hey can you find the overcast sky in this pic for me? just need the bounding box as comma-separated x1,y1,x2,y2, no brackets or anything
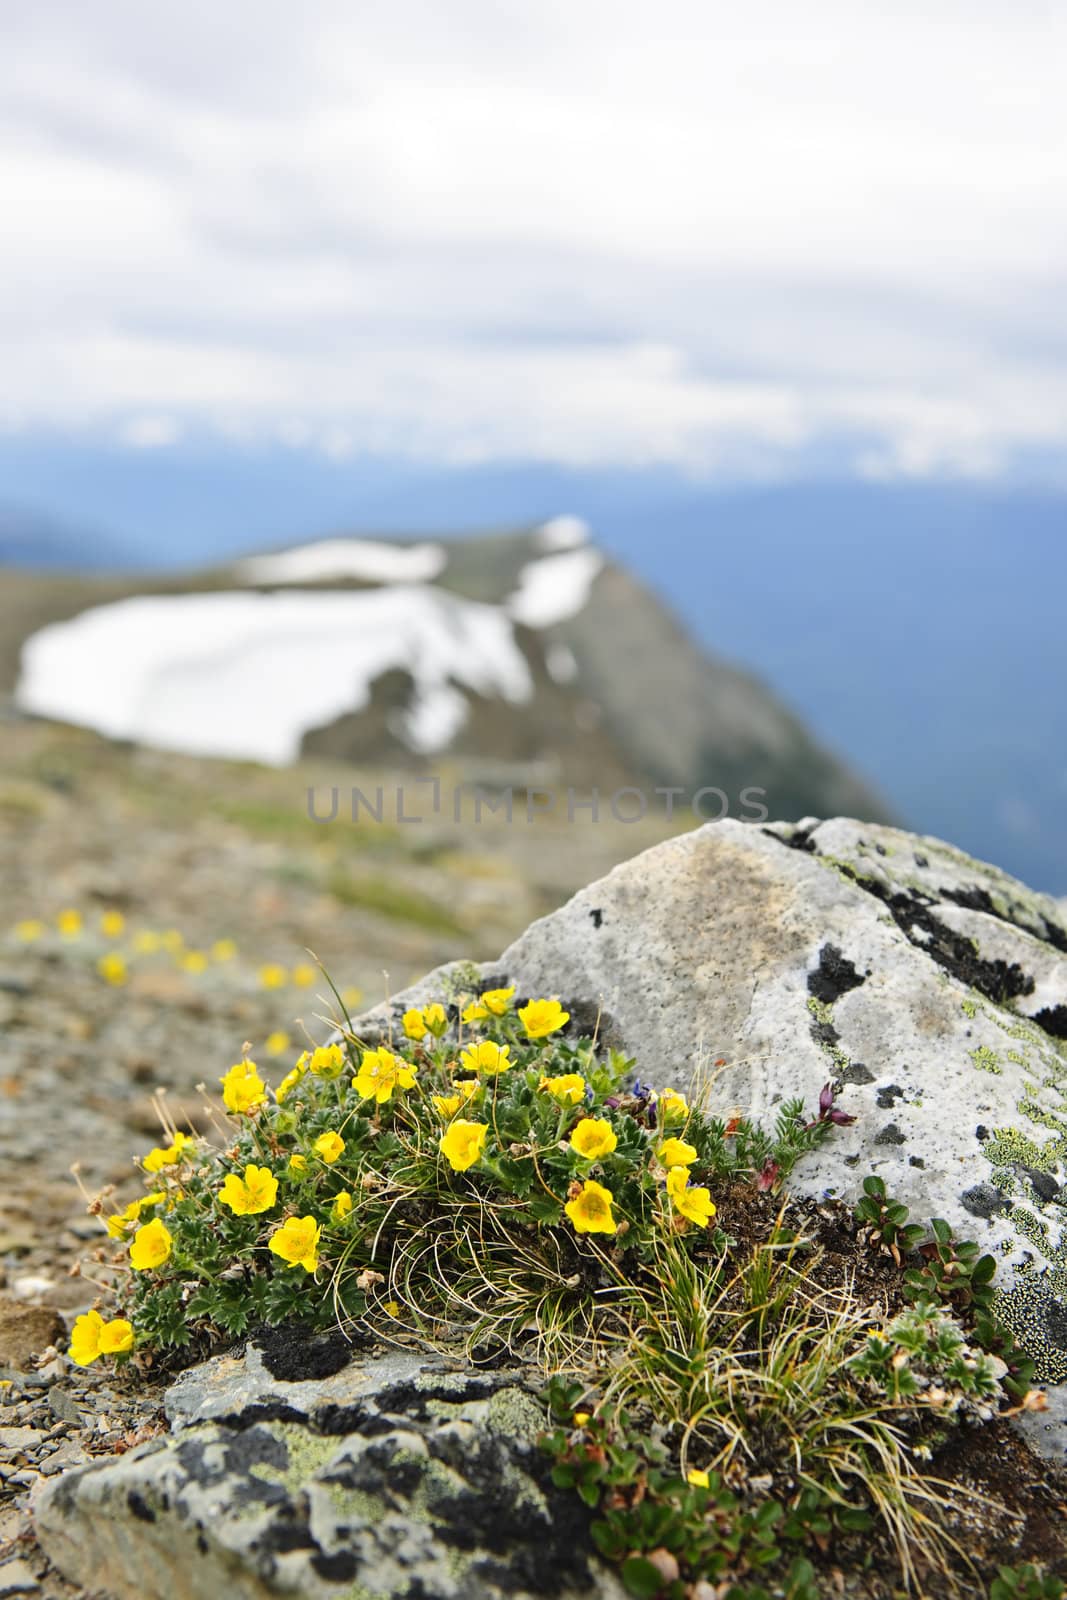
3,1,1067,480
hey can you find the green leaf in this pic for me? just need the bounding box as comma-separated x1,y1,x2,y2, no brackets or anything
620,1556,668,1599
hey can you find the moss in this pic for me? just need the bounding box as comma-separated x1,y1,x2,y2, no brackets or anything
962,998,978,1019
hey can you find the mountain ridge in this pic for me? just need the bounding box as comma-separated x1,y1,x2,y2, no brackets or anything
1,520,892,828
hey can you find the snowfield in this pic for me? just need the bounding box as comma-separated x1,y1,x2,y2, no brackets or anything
237,539,446,586
16,587,534,764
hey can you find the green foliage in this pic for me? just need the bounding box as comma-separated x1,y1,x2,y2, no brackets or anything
854,1174,926,1261
851,1298,1003,1405
989,1563,1065,1600
850,1179,1036,1399
905,1216,998,1317
541,1382,823,1599
540,1209,1026,1598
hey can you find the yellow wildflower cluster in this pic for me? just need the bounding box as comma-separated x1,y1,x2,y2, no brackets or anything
87,986,723,1369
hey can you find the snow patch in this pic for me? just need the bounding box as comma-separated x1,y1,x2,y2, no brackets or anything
238,539,446,586
536,515,591,551
15,588,532,765
507,548,603,628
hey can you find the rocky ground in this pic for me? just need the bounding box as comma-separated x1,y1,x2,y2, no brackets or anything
0,715,677,1597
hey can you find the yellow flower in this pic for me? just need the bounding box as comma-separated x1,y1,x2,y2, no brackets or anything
432,1081,481,1117
265,1030,290,1057
384,1300,401,1317
573,1411,591,1427
99,1318,135,1355
308,1043,345,1079
330,1192,353,1224
142,1132,193,1173
402,1008,428,1041
656,1089,689,1124
97,953,128,986
341,985,363,1008
459,1039,510,1077
57,908,82,938
105,1193,164,1237
292,962,317,989
658,1138,698,1169
314,1131,345,1165
564,1179,617,1235
181,950,208,974
259,963,288,990
161,929,184,953
461,999,488,1024
687,1467,710,1489
69,1311,135,1366
133,930,162,954
100,910,125,938
220,1060,267,1114
666,1166,717,1228
538,1073,586,1106
69,1310,104,1366
129,1218,173,1271
219,1163,278,1216
481,987,515,1016
14,919,44,942
570,1118,618,1162
439,1119,489,1171
288,1154,308,1174
275,1060,308,1103
518,998,570,1039
269,1215,320,1273
211,938,237,962
422,1003,448,1037
354,1048,417,1104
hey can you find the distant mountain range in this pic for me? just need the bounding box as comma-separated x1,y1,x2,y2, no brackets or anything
0,519,890,828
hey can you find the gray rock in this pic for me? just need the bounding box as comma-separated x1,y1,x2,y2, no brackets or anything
0,1559,40,1597
360,816,1067,1386
35,1341,627,1600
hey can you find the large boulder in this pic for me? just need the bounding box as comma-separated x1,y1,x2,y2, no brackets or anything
365,817,1067,1383
34,1334,626,1600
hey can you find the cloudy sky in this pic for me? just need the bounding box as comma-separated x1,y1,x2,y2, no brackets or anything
4,0,1067,480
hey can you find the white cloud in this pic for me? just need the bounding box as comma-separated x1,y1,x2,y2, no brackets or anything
117,414,182,449
1,1,1066,477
